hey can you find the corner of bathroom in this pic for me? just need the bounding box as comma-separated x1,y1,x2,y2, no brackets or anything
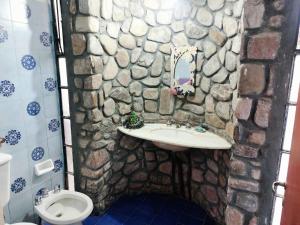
1,0,298,225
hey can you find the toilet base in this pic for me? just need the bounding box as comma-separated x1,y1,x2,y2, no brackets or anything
42,220,83,225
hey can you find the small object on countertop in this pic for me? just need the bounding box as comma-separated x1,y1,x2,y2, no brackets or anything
123,111,144,129
195,126,207,133
185,122,192,129
54,184,61,193
201,123,209,130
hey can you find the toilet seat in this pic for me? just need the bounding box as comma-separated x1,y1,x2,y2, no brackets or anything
6,223,37,225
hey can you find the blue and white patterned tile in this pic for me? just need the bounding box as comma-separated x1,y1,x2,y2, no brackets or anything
15,50,40,76
27,136,49,162
12,22,53,51
0,80,16,98
10,149,32,197
0,0,11,20
43,75,58,95
47,135,63,159
53,158,64,174
10,0,32,24
18,76,43,100
3,206,11,224
24,117,47,145
40,31,53,48
12,22,36,51
43,94,60,118
0,45,17,76
0,99,25,128
27,101,42,116
23,98,45,122
0,19,14,49
8,189,34,222
39,51,56,75
51,169,65,190
0,75,25,101
31,179,52,203
46,118,61,138
0,126,27,154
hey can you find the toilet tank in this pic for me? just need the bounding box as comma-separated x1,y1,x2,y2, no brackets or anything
0,153,12,207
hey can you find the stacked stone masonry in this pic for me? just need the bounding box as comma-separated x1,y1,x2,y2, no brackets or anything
226,0,286,225
65,0,246,224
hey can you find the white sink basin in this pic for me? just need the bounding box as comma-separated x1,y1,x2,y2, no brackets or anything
118,123,232,152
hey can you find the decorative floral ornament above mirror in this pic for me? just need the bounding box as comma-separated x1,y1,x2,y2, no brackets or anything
170,46,197,96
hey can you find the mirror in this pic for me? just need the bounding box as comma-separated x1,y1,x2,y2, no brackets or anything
170,46,197,96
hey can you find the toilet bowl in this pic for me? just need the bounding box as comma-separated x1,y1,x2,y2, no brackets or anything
6,223,36,225
34,190,93,225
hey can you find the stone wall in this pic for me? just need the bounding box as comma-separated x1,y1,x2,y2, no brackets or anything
225,0,300,224
62,0,245,224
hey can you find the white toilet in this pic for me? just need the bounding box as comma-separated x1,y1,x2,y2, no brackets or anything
0,153,94,225
34,190,93,225
0,153,36,225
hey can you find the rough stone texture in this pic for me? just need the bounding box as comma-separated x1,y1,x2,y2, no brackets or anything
223,17,238,37
119,34,136,49
235,98,253,121
244,0,265,29
110,87,131,103
196,8,213,26
79,0,100,17
205,113,226,129
203,55,221,76
211,84,232,101
208,0,225,11
103,98,116,116
159,87,175,115
87,34,104,55
225,207,244,225
84,74,102,90
239,64,265,96
130,18,148,36
185,20,208,39
148,26,172,43
131,65,148,79
65,0,245,224
75,16,99,32
129,81,143,97
115,49,130,68
209,27,227,46
103,57,119,80
247,32,282,60
74,56,103,75
254,98,272,128
102,0,113,20
100,35,118,55
82,91,98,109
71,34,86,55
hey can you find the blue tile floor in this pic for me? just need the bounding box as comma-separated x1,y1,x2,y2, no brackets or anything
83,193,218,225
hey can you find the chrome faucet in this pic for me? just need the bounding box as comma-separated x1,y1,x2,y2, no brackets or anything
167,119,176,126
41,188,49,198
54,184,61,193
175,123,181,128
35,195,42,206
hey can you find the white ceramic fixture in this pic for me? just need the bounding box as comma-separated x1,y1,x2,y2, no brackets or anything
34,190,93,225
34,159,54,176
118,123,232,151
0,153,37,225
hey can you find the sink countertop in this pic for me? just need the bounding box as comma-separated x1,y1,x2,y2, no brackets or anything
118,123,232,150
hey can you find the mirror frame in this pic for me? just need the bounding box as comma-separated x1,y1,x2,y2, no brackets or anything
170,46,197,96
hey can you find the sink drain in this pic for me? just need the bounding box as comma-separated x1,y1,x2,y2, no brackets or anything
55,213,63,218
